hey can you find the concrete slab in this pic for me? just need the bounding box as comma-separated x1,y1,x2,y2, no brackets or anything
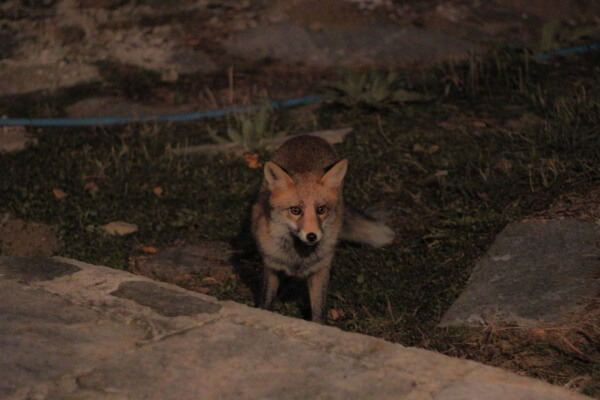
110,280,221,317
439,219,600,327
0,279,145,399
0,256,587,399
0,256,79,282
225,23,474,66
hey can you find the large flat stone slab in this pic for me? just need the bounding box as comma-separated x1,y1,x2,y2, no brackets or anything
439,219,600,327
0,256,79,282
0,62,99,96
0,279,145,399
110,280,221,317
225,23,474,66
76,319,416,400
0,256,587,399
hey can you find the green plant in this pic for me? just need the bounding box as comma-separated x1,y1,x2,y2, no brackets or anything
538,19,599,53
207,105,287,150
325,70,433,109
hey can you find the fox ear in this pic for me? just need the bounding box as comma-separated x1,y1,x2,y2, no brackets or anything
322,159,348,188
264,161,293,190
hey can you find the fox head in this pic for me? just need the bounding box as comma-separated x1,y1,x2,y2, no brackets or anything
263,159,348,246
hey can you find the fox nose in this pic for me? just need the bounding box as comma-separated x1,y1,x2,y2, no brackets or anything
306,232,318,243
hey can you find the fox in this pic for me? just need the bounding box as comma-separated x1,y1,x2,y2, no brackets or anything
252,134,394,323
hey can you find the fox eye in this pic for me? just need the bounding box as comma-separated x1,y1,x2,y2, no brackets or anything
290,206,301,215
316,205,327,215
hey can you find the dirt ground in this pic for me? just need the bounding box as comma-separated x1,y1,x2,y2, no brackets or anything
0,214,61,257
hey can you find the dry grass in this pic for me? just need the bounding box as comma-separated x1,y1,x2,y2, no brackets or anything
429,295,600,397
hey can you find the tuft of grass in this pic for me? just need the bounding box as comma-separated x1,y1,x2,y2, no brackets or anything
325,70,433,110
538,19,600,53
207,105,288,150
429,301,600,397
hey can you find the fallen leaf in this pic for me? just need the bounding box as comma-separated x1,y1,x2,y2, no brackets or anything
244,153,262,169
153,187,163,196
52,188,68,199
186,38,200,47
428,145,440,154
434,170,448,178
436,121,455,130
84,182,99,193
412,143,425,152
100,221,138,236
477,192,490,201
472,121,486,128
202,277,218,285
142,246,158,254
330,309,343,320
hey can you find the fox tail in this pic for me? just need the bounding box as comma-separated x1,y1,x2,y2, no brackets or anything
341,208,395,248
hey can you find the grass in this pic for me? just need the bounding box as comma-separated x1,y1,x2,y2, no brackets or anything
1,47,599,396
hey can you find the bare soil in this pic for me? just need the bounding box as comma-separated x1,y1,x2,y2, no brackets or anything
0,214,61,257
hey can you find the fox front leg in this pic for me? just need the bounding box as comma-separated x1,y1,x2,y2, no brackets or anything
261,267,280,311
307,266,331,324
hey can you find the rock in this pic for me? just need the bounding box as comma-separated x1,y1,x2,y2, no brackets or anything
439,219,600,327
55,24,86,45
169,49,218,75
436,3,467,22
0,256,587,400
225,22,474,66
109,28,218,81
100,221,139,236
128,242,234,284
77,0,128,9
0,62,99,96
0,126,36,152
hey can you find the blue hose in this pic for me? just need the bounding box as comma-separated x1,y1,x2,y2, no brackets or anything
0,95,323,127
535,43,600,61
1,43,599,128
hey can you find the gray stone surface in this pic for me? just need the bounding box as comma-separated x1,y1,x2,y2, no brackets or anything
0,62,99,96
77,320,416,400
225,23,474,66
0,279,145,399
0,256,80,282
110,280,221,316
0,256,587,399
439,219,600,327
